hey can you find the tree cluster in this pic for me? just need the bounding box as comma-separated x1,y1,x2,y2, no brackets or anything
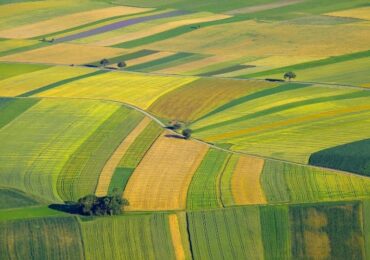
100,59,127,69
77,193,129,216
167,120,192,139
284,71,296,81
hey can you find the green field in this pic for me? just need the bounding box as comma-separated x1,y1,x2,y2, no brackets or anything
309,138,370,177
0,188,40,210
187,206,264,259
290,202,365,259
186,149,229,210
80,214,175,260
0,217,84,259
261,160,370,203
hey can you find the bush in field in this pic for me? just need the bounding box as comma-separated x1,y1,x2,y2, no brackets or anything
167,120,182,130
182,128,192,139
100,59,109,67
284,71,296,81
78,193,129,216
117,61,127,69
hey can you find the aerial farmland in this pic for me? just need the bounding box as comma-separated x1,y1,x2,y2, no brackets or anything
0,0,369,259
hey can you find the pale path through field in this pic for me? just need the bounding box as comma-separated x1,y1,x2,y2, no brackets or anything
169,214,186,260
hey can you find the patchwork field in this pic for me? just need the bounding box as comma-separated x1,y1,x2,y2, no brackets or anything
1,0,370,259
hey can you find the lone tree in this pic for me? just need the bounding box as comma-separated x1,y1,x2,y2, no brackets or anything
77,192,129,216
117,61,127,69
100,58,109,67
182,128,192,140
284,71,296,81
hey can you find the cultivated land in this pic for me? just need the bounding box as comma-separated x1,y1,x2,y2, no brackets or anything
0,0,369,259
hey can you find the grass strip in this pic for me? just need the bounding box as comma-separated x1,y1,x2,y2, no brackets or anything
118,121,162,169
0,206,67,221
87,49,158,66
108,167,134,195
198,64,252,76
127,52,195,71
0,62,49,80
243,49,370,78
0,98,39,129
0,42,48,57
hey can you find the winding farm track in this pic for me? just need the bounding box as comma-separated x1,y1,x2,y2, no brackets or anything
12,94,368,180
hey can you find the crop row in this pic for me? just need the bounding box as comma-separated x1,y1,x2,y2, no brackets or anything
57,107,143,201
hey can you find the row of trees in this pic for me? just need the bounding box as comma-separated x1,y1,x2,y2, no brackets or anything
100,58,126,69
167,120,192,139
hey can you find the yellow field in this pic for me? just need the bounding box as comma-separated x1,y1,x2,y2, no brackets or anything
37,71,197,109
169,214,186,260
123,132,208,210
127,51,175,67
0,43,126,65
94,13,229,46
0,65,94,96
0,39,38,52
160,55,233,75
147,19,370,62
251,55,324,68
231,156,266,205
95,117,151,196
0,6,150,39
0,1,65,24
327,7,370,20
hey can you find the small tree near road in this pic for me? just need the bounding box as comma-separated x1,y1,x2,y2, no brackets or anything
182,128,192,140
117,61,127,69
77,192,129,216
100,58,109,67
168,120,182,130
284,71,296,81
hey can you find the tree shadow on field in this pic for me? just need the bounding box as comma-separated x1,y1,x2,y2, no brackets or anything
165,134,185,139
48,201,80,214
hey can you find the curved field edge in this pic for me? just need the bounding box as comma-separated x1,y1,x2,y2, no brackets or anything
309,138,370,177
